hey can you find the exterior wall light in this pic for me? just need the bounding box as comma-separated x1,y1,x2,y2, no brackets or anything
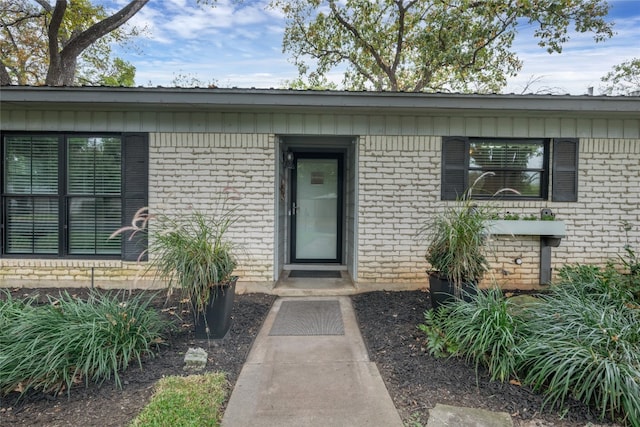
283,151,295,169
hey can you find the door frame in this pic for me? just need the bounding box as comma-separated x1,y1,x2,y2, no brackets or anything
290,152,344,264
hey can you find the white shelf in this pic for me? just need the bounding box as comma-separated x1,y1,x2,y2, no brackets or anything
487,220,566,238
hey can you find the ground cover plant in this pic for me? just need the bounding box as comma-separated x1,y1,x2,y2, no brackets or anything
2,287,615,426
130,372,227,427
0,290,169,397
420,287,525,382
420,264,640,426
520,265,640,426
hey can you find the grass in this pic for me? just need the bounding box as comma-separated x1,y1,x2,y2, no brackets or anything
130,373,228,427
0,290,169,396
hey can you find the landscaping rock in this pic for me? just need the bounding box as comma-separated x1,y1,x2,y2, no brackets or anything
427,404,513,427
183,347,208,371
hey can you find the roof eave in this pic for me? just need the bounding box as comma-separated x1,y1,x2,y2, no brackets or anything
2,86,639,115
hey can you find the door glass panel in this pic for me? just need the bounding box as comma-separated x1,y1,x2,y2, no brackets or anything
295,158,338,260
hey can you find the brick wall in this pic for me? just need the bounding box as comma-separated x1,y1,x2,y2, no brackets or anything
356,136,640,290
357,136,440,286
0,259,157,289
150,133,276,284
0,132,276,289
2,134,638,291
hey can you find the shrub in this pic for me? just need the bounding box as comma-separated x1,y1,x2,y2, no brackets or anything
420,287,525,382
130,373,227,427
0,291,169,396
557,263,639,305
418,306,459,358
519,266,640,426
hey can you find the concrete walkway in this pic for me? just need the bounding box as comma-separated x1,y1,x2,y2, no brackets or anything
222,295,514,427
221,296,404,427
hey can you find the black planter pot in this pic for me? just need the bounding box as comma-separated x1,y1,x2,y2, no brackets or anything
428,273,477,310
194,278,237,339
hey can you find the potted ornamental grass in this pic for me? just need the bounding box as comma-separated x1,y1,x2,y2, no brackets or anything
112,193,239,339
421,197,490,310
421,172,510,310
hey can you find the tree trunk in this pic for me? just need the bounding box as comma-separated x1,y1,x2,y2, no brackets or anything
44,0,148,86
0,61,11,85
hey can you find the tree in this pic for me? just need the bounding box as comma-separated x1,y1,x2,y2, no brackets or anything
272,0,614,92
170,71,218,88
600,58,640,96
77,57,136,87
0,0,148,86
0,1,48,85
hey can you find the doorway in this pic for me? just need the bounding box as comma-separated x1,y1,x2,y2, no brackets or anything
290,153,343,263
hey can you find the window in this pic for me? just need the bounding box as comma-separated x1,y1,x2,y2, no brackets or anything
442,137,578,201
469,138,548,198
1,133,148,259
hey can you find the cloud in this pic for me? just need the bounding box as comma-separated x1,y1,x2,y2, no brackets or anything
115,0,640,92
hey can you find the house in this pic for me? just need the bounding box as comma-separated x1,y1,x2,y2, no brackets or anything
1,86,639,292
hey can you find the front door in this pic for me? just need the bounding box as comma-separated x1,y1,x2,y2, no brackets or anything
291,153,343,263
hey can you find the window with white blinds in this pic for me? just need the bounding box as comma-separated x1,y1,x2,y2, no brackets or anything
4,136,59,254
67,137,122,255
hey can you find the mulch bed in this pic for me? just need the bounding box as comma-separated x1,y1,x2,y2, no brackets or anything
1,288,616,426
352,289,616,427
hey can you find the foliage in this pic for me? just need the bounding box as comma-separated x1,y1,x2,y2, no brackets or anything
170,71,218,88
0,290,168,397
600,58,640,96
78,57,136,87
620,220,640,282
418,262,640,425
0,0,146,86
112,193,239,316
271,0,613,92
422,199,489,291
421,173,505,293
418,306,459,358
130,373,227,427
519,266,640,425
421,288,525,382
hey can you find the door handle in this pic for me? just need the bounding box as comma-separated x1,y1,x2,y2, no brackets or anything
292,202,299,216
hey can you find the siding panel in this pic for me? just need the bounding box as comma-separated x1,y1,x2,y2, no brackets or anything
2,109,639,139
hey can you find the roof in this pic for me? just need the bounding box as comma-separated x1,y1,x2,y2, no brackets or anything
2,86,639,117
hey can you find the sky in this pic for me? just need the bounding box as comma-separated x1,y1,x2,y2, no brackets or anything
109,0,640,95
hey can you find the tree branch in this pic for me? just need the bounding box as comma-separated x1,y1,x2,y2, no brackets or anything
62,0,148,60
329,1,396,89
45,0,148,85
45,0,66,84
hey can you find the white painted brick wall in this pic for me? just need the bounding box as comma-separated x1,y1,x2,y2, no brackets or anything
149,133,276,284
358,136,440,285
356,136,640,290
2,134,639,291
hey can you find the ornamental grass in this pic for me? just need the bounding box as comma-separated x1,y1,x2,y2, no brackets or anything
420,264,640,426
519,265,640,426
0,290,169,396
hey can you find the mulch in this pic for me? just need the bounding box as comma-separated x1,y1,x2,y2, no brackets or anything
0,288,616,426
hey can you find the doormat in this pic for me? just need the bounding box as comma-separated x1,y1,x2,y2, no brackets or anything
288,270,342,278
269,300,344,336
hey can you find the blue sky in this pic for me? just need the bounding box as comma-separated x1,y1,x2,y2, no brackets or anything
111,0,640,94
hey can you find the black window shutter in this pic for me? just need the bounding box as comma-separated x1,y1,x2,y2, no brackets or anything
441,136,469,200
552,138,579,202
122,133,149,261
